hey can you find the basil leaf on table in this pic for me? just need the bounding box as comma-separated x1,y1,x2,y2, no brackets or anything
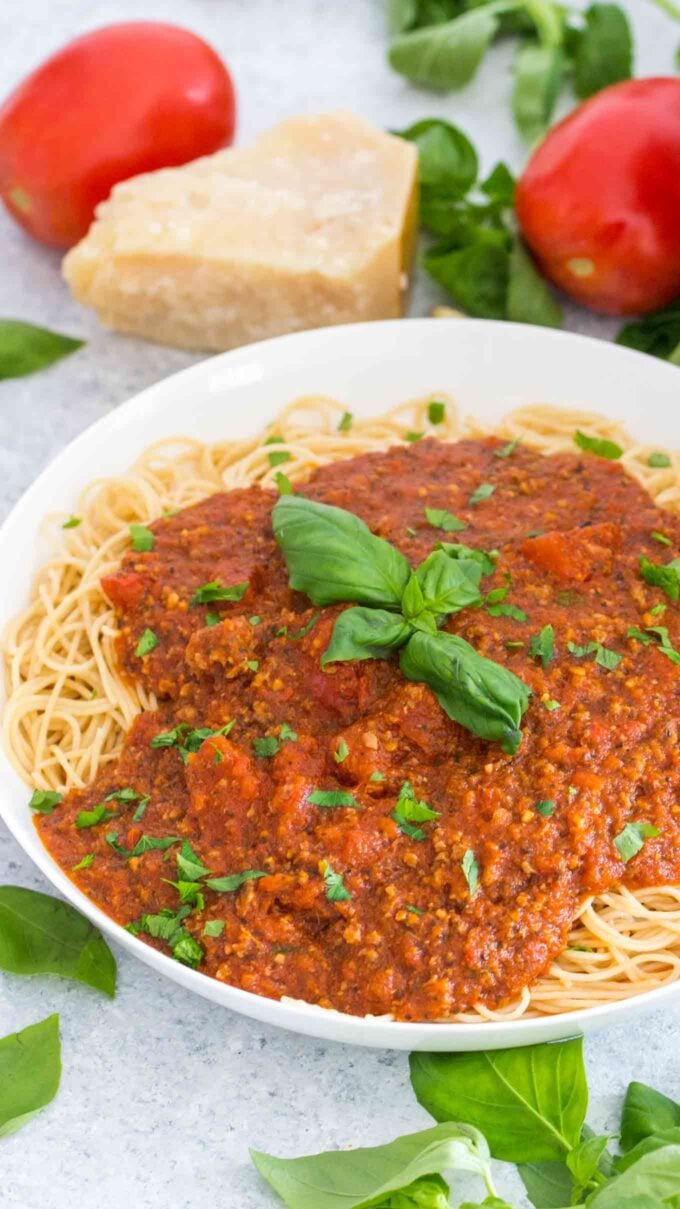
587,1145,680,1207
0,319,84,380
425,240,510,320
273,496,410,608
0,885,116,997
321,607,412,664
388,6,504,90
616,1127,680,1174
512,42,564,146
566,1133,612,1200
251,1121,493,1209
617,302,680,365
572,3,633,99
409,1038,587,1162
620,1081,680,1152
400,630,530,753
507,238,563,327
0,1014,61,1138
518,1159,573,1208
394,118,478,196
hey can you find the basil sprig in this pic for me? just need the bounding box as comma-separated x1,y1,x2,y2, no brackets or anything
0,319,84,380
274,497,530,753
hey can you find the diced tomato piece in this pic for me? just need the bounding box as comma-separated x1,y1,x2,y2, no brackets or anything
101,570,146,611
522,523,619,582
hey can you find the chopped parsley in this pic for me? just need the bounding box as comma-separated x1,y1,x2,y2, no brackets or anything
405,431,424,443
627,625,680,665
249,615,261,626
128,835,180,859
505,640,524,650
391,781,439,841
535,800,555,817
487,603,528,622
405,904,424,916
275,471,293,495
650,603,667,616
205,613,221,627
150,721,234,763
246,659,259,672
639,555,680,602
190,580,249,607
427,400,446,425
334,740,349,764
288,612,320,640
424,507,466,532
28,789,62,814
461,849,479,896
469,482,495,506
252,736,280,758
268,449,292,469
544,699,560,711
279,723,298,742
369,770,385,783
104,787,142,805
308,789,359,809
614,821,660,863
133,797,150,822
128,906,203,968
129,523,154,552
648,451,671,468
651,531,672,547
529,624,554,668
338,410,353,432
135,628,158,657
205,870,266,893
203,920,225,938
72,854,95,871
176,840,211,882
495,438,519,458
567,640,622,670
320,860,351,902
574,430,623,460
76,802,116,829
62,516,82,529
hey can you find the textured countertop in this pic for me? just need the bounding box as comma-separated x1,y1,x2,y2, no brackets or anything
1,2,680,1206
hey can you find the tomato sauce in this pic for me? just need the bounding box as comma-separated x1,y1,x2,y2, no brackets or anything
39,438,680,1020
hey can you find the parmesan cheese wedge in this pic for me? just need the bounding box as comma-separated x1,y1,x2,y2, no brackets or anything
63,111,418,352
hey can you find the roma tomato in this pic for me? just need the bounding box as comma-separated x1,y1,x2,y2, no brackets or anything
0,22,236,248
516,78,680,316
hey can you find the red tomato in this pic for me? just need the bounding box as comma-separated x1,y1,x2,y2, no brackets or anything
0,22,236,248
516,78,680,316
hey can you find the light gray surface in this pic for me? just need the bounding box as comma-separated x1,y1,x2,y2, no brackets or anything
1,2,679,1206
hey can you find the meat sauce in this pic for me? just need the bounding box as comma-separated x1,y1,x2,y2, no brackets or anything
39,438,680,1020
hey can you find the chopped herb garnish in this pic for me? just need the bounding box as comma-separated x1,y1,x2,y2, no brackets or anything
288,612,320,640
176,840,211,883
129,523,154,552
164,880,205,909
505,640,524,650
529,624,554,668
150,724,189,749
525,529,545,538
28,789,62,814
203,920,225,938
205,612,221,627
72,854,95,871
651,531,672,547
62,516,81,529
651,602,667,616
487,603,528,622
205,870,266,893
627,624,680,665
131,796,149,822
614,821,660,863
128,906,203,967
279,723,298,742
469,482,495,506
574,430,623,460
405,904,424,916
135,628,158,657
567,640,622,670
249,615,261,626
104,787,141,804
105,832,129,857
76,803,116,829
246,659,259,672
535,800,555,817
320,860,351,902
391,781,438,840
190,580,249,607
275,471,293,495
252,736,280,758
461,849,479,896
568,785,578,798
211,744,224,765
639,555,680,601
264,434,284,445
424,507,466,532
544,699,560,711
338,410,353,432
334,740,349,764
308,789,359,809
127,835,180,859
268,449,292,469
150,721,234,762
405,431,424,443
648,452,671,468
495,438,519,458
369,770,385,783
427,400,446,425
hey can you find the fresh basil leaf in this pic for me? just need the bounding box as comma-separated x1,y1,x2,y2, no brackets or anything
205,870,266,893
276,472,293,495
424,240,509,320
572,4,632,99
322,607,412,665
388,0,419,36
0,1014,61,1138
507,238,563,327
639,555,680,601
28,789,62,814
253,736,280,758
566,1134,611,1200
461,849,478,895
574,430,623,460
481,161,516,206
529,624,554,667
203,919,225,939
415,549,483,614
251,1121,492,1209
307,790,360,810
129,523,154,552
512,42,564,146
614,822,659,863
518,1159,573,1208
388,6,502,90
334,740,349,764
587,1145,680,1207
279,723,297,742
76,802,116,829
469,482,495,505
616,1128,680,1175
320,860,351,902
273,496,411,609
438,542,497,576
395,118,478,195
190,580,249,606
128,835,180,859
400,630,530,753
535,799,555,816
486,602,527,622
268,449,291,469
617,302,680,364
0,886,116,997
176,840,211,883
621,1082,680,1152
0,320,83,380
135,628,158,657
409,1038,587,1162
424,507,466,533
566,640,621,670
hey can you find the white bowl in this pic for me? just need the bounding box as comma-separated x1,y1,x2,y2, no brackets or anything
2,318,679,1051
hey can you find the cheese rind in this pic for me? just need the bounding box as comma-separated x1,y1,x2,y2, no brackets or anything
63,112,418,352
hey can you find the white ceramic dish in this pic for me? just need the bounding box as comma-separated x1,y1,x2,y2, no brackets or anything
1,318,679,1051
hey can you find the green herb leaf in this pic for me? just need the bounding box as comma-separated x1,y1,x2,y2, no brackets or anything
128,835,180,859
518,1160,573,1209
205,612,221,627
0,319,83,380
438,542,497,576
512,42,564,147
176,840,211,883
190,580,249,606
469,482,495,506
334,740,349,764
76,802,116,829
273,496,411,609
268,449,292,469
651,530,672,546
205,870,266,893
410,1037,587,1162
567,640,622,670
338,411,353,432
396,119,478,196
415,549,483,614
322,606,412,665
535,800,555,816
529,624,554,668
28,789,62,815
617,301,680,364
400,629,530,754
614,821,659,863
406,431,424,443
574,430,623,460
640,555,680,601
388,7,502,90
279,723,297,742
567,1133,612,1202
308,790,360,810
275,471,293,495
461,849,478,895
507,237,563,327
72,854,95,871
648,452,672,468
572,3,633,98
129,524,154,552
544,698,560,711
0,1014,61,1138
495,439,519,459
587,1144,680,1207
428,399,447,425
135,628,158,657
321,860,351,902
424,507,466,532
425,241,509,320
62,516,81,529
251,1121,493,1209
203,920,225,938
0,885,116,997
370,771,385,783
486,602,527,622
621,1082,680,1152
253,736,280,758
